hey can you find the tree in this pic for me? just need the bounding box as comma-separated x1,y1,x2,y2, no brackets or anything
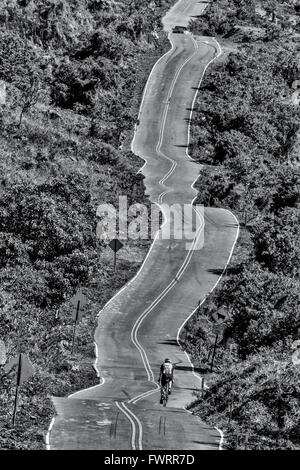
252,209,300,277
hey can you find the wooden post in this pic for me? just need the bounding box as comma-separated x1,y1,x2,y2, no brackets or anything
113,250,117,273
201,377,205,397
71,300,80,355
12,354,22,426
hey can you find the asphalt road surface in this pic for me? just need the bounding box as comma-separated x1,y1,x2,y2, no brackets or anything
48,0,239,450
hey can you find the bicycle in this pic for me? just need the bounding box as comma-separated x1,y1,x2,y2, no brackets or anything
160,380,170,407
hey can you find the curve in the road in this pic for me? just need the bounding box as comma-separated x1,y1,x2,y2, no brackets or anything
120,30,238,448
129,34,224,398
47,0,239,451
122,34,232,440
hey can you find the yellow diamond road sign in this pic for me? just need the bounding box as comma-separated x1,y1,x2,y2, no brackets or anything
109,239,123,253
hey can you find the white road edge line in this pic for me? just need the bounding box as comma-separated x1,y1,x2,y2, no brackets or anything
45,417,55,450
130,387,159,405
115,401,137,450
122,402,143,450
215,427,224,451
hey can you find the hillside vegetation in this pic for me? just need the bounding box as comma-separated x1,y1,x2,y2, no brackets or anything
0,0,174,449
182,0,300,450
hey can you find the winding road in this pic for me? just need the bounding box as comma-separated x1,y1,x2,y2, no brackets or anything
47,0,239,450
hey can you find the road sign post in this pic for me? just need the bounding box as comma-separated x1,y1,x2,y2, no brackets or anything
70,289,87,355
201,377,205,397
71,300,80,355
4,353,34,426
109,239,124,273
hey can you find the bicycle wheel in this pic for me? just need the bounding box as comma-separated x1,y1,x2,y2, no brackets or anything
160,387,165,405
162,386,168,407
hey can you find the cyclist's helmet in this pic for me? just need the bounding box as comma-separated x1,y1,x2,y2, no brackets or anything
165,358,171,363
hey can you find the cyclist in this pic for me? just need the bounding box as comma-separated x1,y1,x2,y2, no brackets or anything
158,358,174,403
